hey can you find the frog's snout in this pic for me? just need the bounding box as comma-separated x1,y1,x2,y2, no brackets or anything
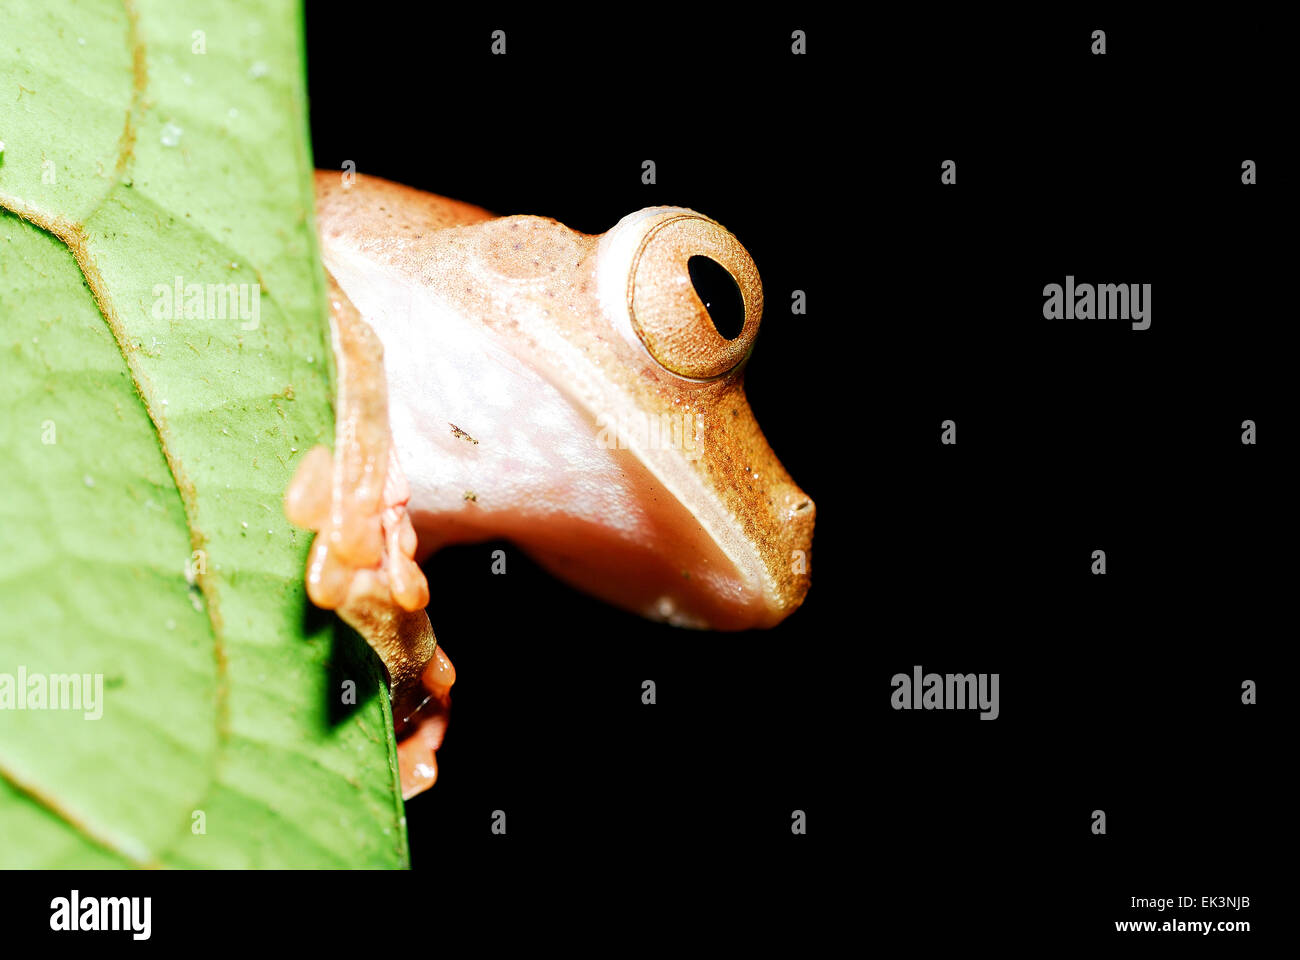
727,441,816,629
776,485,816,613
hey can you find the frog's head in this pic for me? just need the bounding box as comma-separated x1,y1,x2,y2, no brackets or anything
565,205,816,630
314,175,814,631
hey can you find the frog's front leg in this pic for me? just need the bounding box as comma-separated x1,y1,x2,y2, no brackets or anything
285,274,453,799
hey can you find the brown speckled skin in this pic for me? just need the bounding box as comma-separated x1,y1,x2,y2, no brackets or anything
312,171,814,628
316,171,495,237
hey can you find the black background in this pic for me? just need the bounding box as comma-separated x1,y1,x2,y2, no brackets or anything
1,6,1286,951
305,6,1285,944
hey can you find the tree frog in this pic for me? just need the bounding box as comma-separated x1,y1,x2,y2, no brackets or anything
286,172,815,798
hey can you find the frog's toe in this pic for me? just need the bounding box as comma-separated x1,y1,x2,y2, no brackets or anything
398,718,443,798
286,440,429,616
382,499,428,611
285,444,333,528
395,646,456,800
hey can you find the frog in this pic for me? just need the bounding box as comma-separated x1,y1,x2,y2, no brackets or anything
285,171,815,799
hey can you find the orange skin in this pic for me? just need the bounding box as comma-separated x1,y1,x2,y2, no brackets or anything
287,172,814,799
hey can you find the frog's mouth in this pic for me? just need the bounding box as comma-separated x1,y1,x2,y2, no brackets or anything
515,442,816,631
406,393,815,632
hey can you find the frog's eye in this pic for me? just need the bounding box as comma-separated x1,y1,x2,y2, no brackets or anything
628,214,762,379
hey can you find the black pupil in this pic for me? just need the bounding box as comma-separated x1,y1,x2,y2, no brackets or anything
687,256,744,340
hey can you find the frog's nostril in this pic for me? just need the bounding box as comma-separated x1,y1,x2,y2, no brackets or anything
687,255,745,341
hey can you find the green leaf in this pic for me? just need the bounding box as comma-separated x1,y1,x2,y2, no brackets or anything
0,0,408,867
